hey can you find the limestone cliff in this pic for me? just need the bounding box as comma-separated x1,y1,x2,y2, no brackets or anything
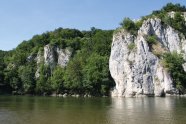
35,45,72,78
109,17,186,97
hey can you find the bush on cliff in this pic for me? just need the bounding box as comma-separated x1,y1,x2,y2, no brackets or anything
162,52,186,93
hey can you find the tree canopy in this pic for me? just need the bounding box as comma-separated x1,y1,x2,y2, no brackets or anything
0,28,114,96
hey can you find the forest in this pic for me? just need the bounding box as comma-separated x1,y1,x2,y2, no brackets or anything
0,28,115,96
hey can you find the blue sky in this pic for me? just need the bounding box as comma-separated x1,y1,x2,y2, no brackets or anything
0,0,186,51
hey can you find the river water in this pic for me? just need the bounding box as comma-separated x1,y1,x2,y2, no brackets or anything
0,96,186,124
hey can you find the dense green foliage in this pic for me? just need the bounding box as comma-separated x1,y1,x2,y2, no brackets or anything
162,52,186,93
166,12,186,36
0,51,5,83
152,3,186,14
0,28,114,96
120,18,136,32
120,18,142,35
51,66,65,94
62,30,114,96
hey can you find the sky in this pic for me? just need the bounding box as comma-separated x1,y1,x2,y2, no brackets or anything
0,0,186,51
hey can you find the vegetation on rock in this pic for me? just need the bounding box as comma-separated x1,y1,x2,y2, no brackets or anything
128,43,136,51
162,52,186,93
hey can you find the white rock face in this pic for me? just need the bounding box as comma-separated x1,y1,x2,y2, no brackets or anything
109,18,185,97
43,45,72,68
35,45,72,78
44,45,56,68
35,50,43,78
57,48,72,67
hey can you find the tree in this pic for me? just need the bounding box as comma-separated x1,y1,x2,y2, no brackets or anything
0,51,5,84
163,52,186,93
162,3,186,12
12,51,27,66
4,64,22,94
83,54,110,95
120,18,137,35
172,12,186,36
18,65,36,94
36,64,52,95
10,77,21,94
51,66,65,94
92,30,113,56
63,54,84,94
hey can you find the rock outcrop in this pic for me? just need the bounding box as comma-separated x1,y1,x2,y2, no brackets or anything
56,48,72,67
35,45,72,78
44,45,57,68
109,18,186,97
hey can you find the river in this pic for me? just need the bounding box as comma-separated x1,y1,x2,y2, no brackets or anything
0,96,186,124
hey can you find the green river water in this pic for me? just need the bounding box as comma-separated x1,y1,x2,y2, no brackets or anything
0,96,186,124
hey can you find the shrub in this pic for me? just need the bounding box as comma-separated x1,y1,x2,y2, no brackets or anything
120,18,135,30
146,35,157,45
171,12,186,36
162,52,186,93
146,35,158,50
135,20,143,30
128,43,136,51
120,18,138,35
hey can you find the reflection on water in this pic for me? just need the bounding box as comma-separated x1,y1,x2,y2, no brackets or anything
109,97,176,124
0,96,186,124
